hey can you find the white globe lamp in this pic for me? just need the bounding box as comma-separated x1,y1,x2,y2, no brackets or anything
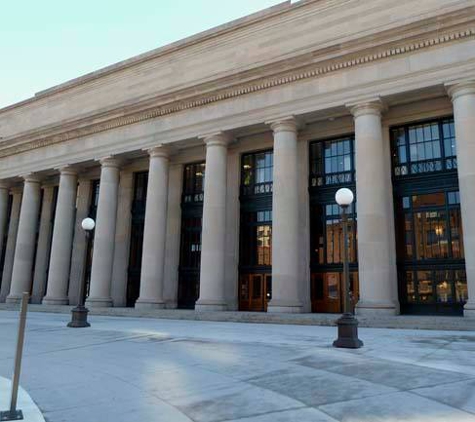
335,188,354,207
81,217,95,231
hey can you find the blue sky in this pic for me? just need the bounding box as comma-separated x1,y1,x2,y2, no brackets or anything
0,0,284,109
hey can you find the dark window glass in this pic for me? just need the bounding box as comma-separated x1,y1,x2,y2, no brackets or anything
392,118,457,176
241,151,273,196
311,203,357,266
240,210,272,267
89,179,100,219
455,270,468,303
310,137,355,187
183,162,205,203
133,172,148,202
396,190,466,313
179,217,202,269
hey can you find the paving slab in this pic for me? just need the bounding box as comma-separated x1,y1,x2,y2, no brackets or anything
1,310,475,421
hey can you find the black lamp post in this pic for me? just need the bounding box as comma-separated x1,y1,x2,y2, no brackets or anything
333,188,363,349
67,217,95,328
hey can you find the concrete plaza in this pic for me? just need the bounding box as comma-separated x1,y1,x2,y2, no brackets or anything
1,311,475,421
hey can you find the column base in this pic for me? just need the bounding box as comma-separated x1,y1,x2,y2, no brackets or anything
464,301,475,318
355,301,399,317
267,299,303,313
42,296,69,305
85,297,113,308
195,299,227,311
135,299,166,310
5,294,24,304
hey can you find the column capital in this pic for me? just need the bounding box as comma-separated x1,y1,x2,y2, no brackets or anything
267,116,300,134
55,166,78,177
147,145,171,159
21,174,42,184
200,132,233,147
446,80,475,102
0,182,10,191
98,156,122,169
347,98,386,118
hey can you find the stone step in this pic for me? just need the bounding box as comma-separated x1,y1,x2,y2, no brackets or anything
1,303,474,331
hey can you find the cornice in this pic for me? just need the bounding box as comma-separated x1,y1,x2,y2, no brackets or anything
1,23,474,160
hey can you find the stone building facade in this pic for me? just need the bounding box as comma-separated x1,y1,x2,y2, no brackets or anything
0,0,475,317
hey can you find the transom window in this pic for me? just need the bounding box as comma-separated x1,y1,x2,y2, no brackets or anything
183,162,205,203
241,151,273,196
392,118,457,177
309,137,355,187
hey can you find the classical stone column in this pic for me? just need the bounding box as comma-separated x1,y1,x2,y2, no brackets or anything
68,179,92,305
196,133,230,311
111,171,134,307
136,147,170,309
7,176,41,303
43,168,78,305
0,184,9,266
448,81,475,318
85,158,120,308
350,100,398,316
31,186,56,304
0,188,22,302
268,117,303,313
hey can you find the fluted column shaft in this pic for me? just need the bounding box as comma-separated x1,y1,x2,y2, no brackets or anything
448,81,475,318
7,177,41,303
351,101,398,315
136,147,170,309
0,189,22,302
86,158,120,308
268,118,302,313
31,186,55,303
43,169,78,305
196,133,230,311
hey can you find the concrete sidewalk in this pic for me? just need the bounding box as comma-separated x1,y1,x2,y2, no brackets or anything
0,377,45,422
1,311,475,421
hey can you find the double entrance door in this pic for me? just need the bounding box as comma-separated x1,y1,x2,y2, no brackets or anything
239,273,272,312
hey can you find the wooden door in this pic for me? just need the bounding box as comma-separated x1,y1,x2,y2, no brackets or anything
239,274,269,312
311,272,341,313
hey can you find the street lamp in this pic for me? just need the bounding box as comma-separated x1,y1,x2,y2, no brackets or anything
332,188,363,349
67,217,95,328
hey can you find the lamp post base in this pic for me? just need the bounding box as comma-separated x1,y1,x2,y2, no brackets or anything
67,305,91,328
0,410,23,421
333,313,363,349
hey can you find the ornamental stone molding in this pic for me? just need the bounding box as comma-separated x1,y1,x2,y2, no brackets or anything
55,166,78,176
446,80,475,101
268,117,300,134
201,132,234,148
147,145,171,159
348,99,386,118
98,157,122,169
0,24,474,160
22,174,42,184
